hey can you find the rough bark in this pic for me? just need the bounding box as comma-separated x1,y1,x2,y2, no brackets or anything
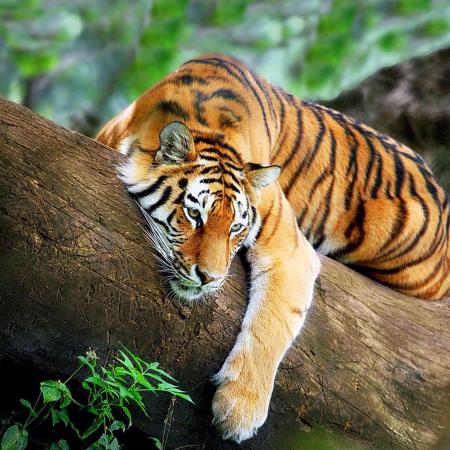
0,97,449,450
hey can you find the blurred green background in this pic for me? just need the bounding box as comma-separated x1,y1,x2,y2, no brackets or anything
1,0,449,131
0,1,449,448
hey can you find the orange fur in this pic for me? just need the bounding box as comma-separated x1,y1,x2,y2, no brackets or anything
96,53,449,442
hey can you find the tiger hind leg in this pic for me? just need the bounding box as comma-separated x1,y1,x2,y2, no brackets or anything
322,197,449,299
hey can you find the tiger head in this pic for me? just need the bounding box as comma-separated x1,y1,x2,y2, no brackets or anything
122,121,280,301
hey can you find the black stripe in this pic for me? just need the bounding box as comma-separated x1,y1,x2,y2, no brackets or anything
200,166,221,175
193,91,208,126
329,129,337,173
302,107,326,171
370,153,383,198
190,57,273,147
224,181,240,193
166,209,177,229
200,154,220,162
156,101,189,121
285,107,325,196
223,161,243,171
214,58,272,146
314,178,335,248
250,205,257,226
187,193,199,204
279,107,303,168
171,73,207,86
194,137,243,163
218,105,242,129
135,175,168,199
343,125,358,210
271,86,286,136
173,191,185,205
329,202,366,258
375,174,430,263
182,58,240,82
377,199,408,255
146,186,172,214
199,177,221,184
211,88,247,106
418,165,442,211
365,248,445,292
363,133,376,191
366,227,446,275
151,217,171,234
392,151,405,197
223,169,241,186
252,73,276,122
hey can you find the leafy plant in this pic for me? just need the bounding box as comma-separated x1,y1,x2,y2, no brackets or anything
0,347,193,450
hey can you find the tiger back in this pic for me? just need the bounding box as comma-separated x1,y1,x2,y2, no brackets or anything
98,53,450,300
96,53,450,443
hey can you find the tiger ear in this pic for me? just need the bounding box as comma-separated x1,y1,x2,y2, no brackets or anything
245,163,281,189
155,121,195,165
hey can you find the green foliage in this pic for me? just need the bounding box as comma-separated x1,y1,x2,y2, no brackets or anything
211,0,248,25
0,1,83,78
122,0,190,99
0,347,192,450
0,425,28,450
0,0,449,127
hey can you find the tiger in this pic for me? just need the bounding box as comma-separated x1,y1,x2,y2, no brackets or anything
96,53,450,443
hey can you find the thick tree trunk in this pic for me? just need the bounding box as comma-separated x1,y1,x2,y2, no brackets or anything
0,97,449,450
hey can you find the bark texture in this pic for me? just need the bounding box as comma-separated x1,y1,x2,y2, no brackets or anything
0,97,449,449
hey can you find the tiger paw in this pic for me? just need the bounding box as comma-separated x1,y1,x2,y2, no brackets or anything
211,374,270,443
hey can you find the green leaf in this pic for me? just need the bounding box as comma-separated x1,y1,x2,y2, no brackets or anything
60,395,72,409
40,381,62,404
135,373,155,391
84,375,106,389
78,355,97,374
108,438,120,450
51,409,60,426
13,50,58,77
150,366,178,382
49,409,72,429
56,408,70,427
1,425,28,450
81,416,103,439
149,437,162,450
173,392,194,404
109,420,125,433
19,399,35,416
56,382,71,398
121,405,132,426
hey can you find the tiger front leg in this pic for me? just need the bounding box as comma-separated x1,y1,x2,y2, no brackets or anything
211,188,321,443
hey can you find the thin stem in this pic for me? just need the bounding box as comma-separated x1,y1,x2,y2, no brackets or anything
23,391,42,428
63,362,84,385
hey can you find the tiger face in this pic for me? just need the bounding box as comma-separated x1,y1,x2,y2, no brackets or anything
121,121,280,301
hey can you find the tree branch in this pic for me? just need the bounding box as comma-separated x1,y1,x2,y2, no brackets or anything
0,97,449,449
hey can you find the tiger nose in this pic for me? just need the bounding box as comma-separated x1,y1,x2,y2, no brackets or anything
195,266,222,285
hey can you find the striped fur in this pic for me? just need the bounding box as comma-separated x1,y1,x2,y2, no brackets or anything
96,53,449,442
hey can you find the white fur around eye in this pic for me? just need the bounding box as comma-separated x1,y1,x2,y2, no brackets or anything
183,178,214,225
184,206,201,228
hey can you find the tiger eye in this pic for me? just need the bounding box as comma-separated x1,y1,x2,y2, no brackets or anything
231,223,244,233
187,207,200,220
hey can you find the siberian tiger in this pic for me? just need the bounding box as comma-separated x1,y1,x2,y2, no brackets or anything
96,53,450,443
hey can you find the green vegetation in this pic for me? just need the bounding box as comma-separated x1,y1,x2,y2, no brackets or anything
1,0,449,129
0,348,192,450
